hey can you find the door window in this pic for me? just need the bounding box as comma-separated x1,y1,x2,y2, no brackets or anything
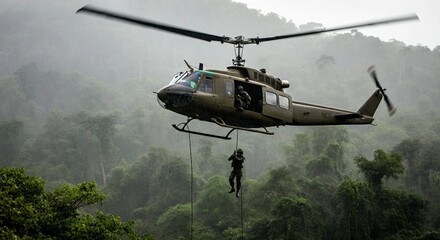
265,91,277,106
279,95,289,109
198,78,213,93
226,81,233,96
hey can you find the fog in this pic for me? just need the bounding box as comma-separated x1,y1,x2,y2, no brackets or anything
1,0,440,239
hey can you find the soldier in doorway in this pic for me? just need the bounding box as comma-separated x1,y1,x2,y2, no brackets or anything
235,86,251,111
228,148,245,197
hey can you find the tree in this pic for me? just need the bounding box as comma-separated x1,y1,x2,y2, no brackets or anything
248,167,298,214
270,196,321,240
355,149,404,188
0,120,23,166
309,126,349,156
336,150,428,239
283,133,312,176
80,114,117,185
315,55,336,69
0,76,35,121
195,176,240,233
393,138,422,191
335,179,374,240
0,167,147,239
156,203,191,240
18,111,108,185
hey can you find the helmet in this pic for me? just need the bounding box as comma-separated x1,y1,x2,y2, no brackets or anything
237,86,244,91
237,148,243,154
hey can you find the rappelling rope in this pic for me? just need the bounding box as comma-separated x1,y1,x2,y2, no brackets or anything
235,130,244,240
186,128,243,239
187,126,194,240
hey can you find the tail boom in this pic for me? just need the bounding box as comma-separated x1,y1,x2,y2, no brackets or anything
287,90,382,126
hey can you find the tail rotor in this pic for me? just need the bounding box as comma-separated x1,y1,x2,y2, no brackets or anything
368,65,396,116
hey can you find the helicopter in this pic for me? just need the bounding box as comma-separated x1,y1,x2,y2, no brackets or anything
76,5,418,140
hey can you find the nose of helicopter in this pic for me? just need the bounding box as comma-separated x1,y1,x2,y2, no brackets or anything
157,84,194,108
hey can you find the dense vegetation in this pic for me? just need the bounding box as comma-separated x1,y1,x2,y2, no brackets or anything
1,0,440,239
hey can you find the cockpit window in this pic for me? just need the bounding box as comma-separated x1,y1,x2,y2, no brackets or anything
170,71,189,85
175,71,201,89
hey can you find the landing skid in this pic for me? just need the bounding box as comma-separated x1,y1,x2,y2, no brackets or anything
172,118,235,140
171,117,274,140
211,117,274,136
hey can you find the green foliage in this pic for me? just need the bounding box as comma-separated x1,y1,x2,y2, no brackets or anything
355,149,404,188
103,148,197,222
415,230,440,240
336,179,374,239
305,155,334,178
0,167,145,239
337,151,429,239
309,126,349,155
283,132,312,176
156,203,191,240
373,188,427,238
222,227,244,240
270,196,321,239
248,167,298,214
0,168,45,237
0,120,24,166
48,181,106,212
195,176,240,232
394,138,423,190
15,111,120,186
0,75,35,121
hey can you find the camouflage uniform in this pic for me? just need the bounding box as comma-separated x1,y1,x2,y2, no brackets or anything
228,149,245,197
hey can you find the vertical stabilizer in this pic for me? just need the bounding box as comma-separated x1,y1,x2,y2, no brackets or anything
357,89,383,117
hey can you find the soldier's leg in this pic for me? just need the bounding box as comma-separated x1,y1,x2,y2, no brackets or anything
236,99,244,111
235,175,241,197
228,170,236,192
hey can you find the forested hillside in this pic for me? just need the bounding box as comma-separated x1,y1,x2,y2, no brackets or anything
1,0,439,239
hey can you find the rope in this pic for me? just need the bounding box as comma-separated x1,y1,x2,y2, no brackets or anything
235,130,244,240
186,128,243,239
235,129,239,151
187,126,194,240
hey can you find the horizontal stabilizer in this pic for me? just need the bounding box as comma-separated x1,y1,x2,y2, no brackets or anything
335,113,364,120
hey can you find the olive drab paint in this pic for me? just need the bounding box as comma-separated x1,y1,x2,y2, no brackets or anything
77,5,415,139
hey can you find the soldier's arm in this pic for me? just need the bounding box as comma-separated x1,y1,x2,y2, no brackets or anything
228,151,236,161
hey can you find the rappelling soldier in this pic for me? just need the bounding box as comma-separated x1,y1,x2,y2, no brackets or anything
228,148,245,197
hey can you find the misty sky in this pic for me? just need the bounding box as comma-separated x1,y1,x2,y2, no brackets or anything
233,0,439,49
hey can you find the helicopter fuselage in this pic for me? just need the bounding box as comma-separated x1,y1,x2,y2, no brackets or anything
156,66,379,130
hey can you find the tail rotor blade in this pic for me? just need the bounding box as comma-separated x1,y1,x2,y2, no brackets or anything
368,65,382,90
367,65,396,116
383,94,397,116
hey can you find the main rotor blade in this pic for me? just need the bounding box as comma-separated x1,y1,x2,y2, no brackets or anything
251,14,419,43
76,5,228,43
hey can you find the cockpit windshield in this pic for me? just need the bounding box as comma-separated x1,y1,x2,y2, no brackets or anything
169,71,189,85
174,71,202,89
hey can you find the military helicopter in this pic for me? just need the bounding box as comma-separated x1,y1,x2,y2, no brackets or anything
77,5,418,139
